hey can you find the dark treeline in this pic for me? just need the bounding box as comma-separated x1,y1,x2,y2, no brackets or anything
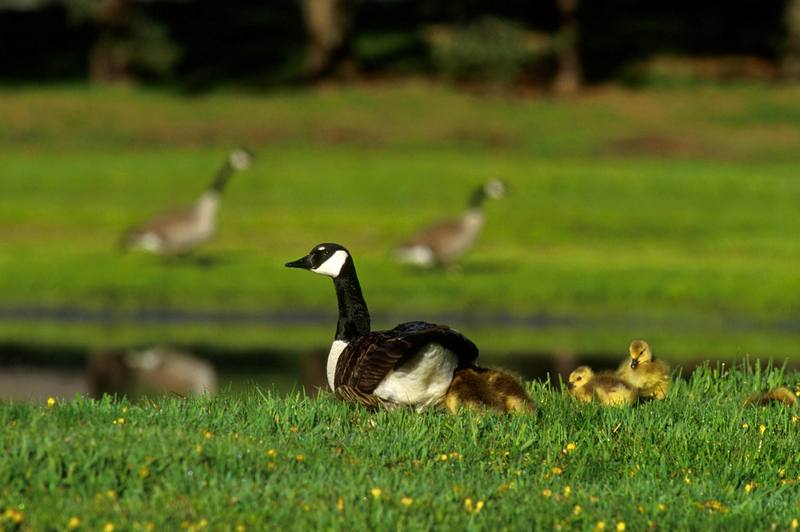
0,0,796,89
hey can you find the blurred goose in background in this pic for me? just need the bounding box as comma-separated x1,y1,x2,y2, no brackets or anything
122,148,253,255
568,366,637,406
443,366,533,414
88,346,217,399
617,340,671,400
285,243,481,411
394,179,506,268
743,386,798,407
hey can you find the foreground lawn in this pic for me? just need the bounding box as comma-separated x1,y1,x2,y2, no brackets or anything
1,364,799,530
2,84,800,358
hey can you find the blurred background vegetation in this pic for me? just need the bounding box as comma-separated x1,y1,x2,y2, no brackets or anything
2,0,800,398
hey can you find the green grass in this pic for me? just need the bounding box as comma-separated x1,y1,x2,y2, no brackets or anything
1,364,799,529
2,84,800,358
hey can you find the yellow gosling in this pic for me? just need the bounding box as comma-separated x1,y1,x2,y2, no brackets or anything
617,340,670,400
568,366,637,407
443,366,533,414
743,387,798,407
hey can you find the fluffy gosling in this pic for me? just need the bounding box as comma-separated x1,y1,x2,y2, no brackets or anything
443,366,533,414
617,340,670,400
568,366,637,407
743,387,798,408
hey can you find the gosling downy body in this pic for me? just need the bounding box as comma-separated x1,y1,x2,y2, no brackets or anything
568,366,637,406
743,387,798,407
617,340,670,400
443,366,532,414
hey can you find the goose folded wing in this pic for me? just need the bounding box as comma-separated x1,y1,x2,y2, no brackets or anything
335,322,479,393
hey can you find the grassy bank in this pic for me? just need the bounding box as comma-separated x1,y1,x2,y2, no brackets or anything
1,364,799,529
1,84,800,357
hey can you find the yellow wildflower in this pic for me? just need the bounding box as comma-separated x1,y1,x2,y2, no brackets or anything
236,525,246,532
400,496,413,507
563,485,572,496
139,466,150,479
336,497,344,512
204,431,214,439
616,522,626,531
573,505,582,516
759,424,766,435
745,482,754,493
551,466,563,475
371,488,382,499
566,442,577,452
266,449,276,458
595,521,606,531
440,454,449,461
47,397,56,408
542,489,552,498
117,418,125,425
658,503,667,512
793,416,799,424
104,523,115,532
195,444,203,454
68,516,80,529
741,423,749,430
289,426,298,433
791,518,798,530
295,454,305,463
107,490,117,500
464,498,473,513
475,500,484,513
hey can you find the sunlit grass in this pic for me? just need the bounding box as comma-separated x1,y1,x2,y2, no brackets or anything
1,364,798,529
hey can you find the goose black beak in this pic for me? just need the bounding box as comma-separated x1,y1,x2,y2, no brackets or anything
630,358,639,369
285,255,312,270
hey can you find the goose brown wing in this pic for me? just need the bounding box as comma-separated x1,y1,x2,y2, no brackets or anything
334,321,479,393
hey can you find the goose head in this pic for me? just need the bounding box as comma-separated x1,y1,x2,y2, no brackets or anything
628,340,653,369
484,178,506,200
286,243,352,278
229,148,254,171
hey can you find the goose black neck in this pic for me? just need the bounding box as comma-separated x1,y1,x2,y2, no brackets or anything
209,162,234,193
332,262,371,342
468,186,487,208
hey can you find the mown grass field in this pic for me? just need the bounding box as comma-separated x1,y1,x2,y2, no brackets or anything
1,83,800,359
1,364,799,530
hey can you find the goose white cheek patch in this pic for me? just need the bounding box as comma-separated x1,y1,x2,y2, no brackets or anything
312,249,349,277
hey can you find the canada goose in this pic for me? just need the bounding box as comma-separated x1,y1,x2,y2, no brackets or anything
285,243,480,411
743,387,798,407
122,148,253,255
394,179,506,268
616,340,670,400
87,346,217,399
568,366,637,406
443,366,533,414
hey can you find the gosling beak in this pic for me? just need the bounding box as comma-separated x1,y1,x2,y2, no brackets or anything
566,382,574,390
630,358,639,369
285,255,312,270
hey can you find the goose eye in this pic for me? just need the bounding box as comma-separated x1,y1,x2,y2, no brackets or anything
576,377,582,381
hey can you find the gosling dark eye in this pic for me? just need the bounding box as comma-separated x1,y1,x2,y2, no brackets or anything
576,377,582,381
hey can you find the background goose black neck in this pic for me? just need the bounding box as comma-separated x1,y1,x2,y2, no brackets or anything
468,185,487,208
208,162,234,193
332,261,371,342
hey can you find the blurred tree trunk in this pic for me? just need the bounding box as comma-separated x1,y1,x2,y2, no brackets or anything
303,0,355,80
88,0,134,83
553,0,581,94
784,0,800,80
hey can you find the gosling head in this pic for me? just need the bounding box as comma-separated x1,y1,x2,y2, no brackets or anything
628,340,653,369
285,243,352,279
229,148,254,171
568,366,594,390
